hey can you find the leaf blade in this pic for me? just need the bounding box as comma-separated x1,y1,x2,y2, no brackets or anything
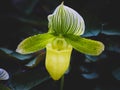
0,84,11,90
9,69,49,90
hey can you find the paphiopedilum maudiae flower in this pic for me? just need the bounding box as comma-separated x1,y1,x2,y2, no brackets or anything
16,2,104,80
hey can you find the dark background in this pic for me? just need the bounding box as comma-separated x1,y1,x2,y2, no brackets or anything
0,0,120,90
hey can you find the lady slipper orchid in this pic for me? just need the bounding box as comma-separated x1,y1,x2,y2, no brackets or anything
16,2,104,80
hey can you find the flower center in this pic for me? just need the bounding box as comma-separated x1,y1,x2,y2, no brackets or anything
52,38,68,51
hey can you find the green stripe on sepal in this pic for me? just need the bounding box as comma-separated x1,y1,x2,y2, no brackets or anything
48,2,85,35
65,34,104,56
16,33,55,54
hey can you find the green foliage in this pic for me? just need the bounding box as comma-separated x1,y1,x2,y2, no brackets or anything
0,84,10,90
14,0,39,14
25,52,45,67
9,69,49,90
0,48,49,90
112,68,120,80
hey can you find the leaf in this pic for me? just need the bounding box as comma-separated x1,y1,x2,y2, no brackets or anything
16,33,55,54
81,72,99,79
82,29,120,37
65,34,104,56
0,48,13,54
9,69,50,90
106,36,120,53
80,65,99,79
25,50,45,67
0,49,25,73
0,84,11,90
82,29,101,37
112,68,120,80
0,48,33,61
101,29,120,36
12,0,39,14
11,52,33,61
85,52,107,62
14,15,47,28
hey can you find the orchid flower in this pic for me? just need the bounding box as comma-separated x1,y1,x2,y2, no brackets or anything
16,2,104,80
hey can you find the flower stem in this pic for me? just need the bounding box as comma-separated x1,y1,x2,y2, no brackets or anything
60,75,64,90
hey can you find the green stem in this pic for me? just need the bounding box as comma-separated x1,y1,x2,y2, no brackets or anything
60,75,64,90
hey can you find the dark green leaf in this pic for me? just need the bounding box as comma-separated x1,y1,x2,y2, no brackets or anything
85,52,107,62
13,0,39,14
11,53,33,61
106,36,120,53
25,50,45,67
0,48,13,54
82,29,101,37
0,84,10,90
81,72,99,79
9,69,50,90
0,49,24,73
101,29,120,36
82,29,120,37
15,16,47,28
0,48,33,61
112,68,120,80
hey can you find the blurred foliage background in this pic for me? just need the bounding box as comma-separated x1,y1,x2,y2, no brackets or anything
0,0,120,90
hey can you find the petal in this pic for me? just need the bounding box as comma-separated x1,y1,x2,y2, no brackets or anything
48,2,85,35
65,34,105,56
16,33,55,54
45,42,72,80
